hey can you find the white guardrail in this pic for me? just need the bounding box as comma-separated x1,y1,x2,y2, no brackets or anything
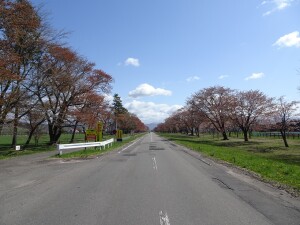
56,138,114,155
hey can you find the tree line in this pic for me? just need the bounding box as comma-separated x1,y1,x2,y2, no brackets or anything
154,86,299,147
0,0,147,147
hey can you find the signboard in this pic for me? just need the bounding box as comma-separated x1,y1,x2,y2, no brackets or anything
85,129,97,141
116,129,123,142
85,122,103,142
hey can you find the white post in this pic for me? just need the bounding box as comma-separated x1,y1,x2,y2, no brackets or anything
57,144,62,156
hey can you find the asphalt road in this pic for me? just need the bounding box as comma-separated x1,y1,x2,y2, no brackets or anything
0,133,299,225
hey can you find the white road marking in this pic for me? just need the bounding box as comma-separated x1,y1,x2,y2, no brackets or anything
159,211,170,225
118,140,138,154
14,180,36,189
59,160,83,164
152,157,158,170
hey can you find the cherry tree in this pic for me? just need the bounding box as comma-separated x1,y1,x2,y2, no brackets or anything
189,86,235,140
273,97,299,147
31,45,112,144
230,90,274,141
0,0,44,146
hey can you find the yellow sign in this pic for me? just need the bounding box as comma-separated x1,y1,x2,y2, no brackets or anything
86,129,97,141
86,129,97,135
116,129,123,141
85,122,103,142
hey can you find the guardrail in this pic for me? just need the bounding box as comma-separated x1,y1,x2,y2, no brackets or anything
56,138,114,155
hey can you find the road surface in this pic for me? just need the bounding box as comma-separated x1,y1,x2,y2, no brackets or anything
0,133,299,225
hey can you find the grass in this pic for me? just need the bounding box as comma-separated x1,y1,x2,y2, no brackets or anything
0,134,57,160
0,133,143,160
158,133,300,193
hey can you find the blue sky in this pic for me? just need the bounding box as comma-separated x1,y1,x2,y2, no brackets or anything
32,0,300,124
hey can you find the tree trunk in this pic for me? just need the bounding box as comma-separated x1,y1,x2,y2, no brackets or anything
242,129,249,142
48,124,54,144
280,130,289,147
48,123,62,144
195,127,199,137
70,121,79,143
0,123,3,135
24,119,45,147
222,131,229,140
24,130,34,147
190,128,194,136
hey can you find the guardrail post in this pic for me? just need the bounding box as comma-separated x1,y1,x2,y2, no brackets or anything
57,144,62,156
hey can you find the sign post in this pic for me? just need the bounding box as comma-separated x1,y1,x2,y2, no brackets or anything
97,122,103,142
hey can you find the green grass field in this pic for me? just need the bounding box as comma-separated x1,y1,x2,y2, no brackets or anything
158,133,300,193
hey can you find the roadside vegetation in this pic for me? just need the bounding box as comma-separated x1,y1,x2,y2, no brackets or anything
154,85,300,194
159,133,300,194
0,134,65,160
0,1,148,151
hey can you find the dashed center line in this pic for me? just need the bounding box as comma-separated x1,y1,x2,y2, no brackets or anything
159,211,170,225
152,157,158,170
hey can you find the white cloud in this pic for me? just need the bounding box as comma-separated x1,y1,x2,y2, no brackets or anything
245,72,265,81
218,75,229,80
103,94,114,104
125,100,182,124
186,76,200,82
128,83,172,98
124,57,140,67
261,0,294,16
273,31,300,48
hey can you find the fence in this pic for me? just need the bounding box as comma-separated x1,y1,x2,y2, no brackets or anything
253,132,300,139
56,138,114,155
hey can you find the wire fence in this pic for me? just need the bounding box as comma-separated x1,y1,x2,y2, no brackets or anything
252,132,300,139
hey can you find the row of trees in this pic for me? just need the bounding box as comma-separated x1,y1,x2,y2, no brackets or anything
154,86,299,147
112,93,148,134
0,0,147,147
